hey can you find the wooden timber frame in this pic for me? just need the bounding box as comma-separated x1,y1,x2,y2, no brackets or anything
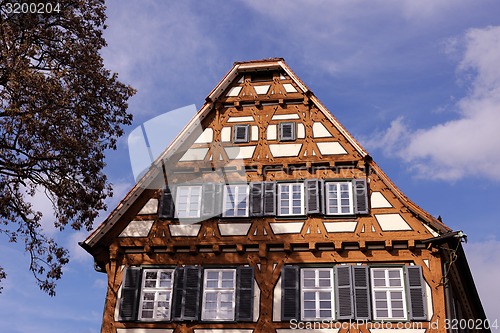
81,58,489,333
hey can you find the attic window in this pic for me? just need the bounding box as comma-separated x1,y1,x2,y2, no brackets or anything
250,71,274,82
233,125,249,143
279,122,296,141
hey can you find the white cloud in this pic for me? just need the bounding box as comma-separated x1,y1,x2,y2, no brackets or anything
366,25,500,181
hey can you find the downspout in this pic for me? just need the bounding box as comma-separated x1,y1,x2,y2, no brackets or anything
442,257,453,333
422,231,466,333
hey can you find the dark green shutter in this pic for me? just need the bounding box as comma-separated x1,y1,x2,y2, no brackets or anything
118,267,141,321
335,266,354,320
236,267,255,321
183,266,202,320
159,186,175,218
281,266,300,321
172,266,202,321
171,267,185,320
353,179,369,214
263,182,276,216
305,179,321,214
352,266,371,320
405,266,427,320
201,183,222,218
250,182,264,216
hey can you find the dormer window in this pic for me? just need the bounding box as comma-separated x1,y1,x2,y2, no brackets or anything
233,125,249,143
279,122,296,141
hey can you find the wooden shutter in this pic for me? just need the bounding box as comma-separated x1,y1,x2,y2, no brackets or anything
263,181,276,216
352,266,371,320
118,267,141,321
281,266,300,321
159,186,175,218
405,266,427,320
250,182,263,216
234,125,249,143
201,183,222,218
172,266,202,321
335,266,354,320
236,267,255,321
305,179,321,214
353,179,369,214
279,122,296,141
171,267,185,320
183,266,202,320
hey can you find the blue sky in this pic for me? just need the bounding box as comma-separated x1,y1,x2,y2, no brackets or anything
1,0,500,332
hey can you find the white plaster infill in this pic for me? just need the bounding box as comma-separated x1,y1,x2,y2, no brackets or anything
270,222,304,234
312,122,332,138
375,214,412,231
179,147,209,161
218,223,252,236
168,224,201,237
269,143,302,157
224,146,256,159
283,83,298,93
370,192,392,208
316,142,347,155
272,114,300,120
227,116,254,123
119,220,154,237
194,128,214,144
323,221,357,233
137,198,159,215
195,330,253,333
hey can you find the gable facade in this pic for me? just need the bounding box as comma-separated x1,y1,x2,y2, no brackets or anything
82,59,488,333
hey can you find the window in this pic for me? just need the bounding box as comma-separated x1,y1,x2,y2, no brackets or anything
371,267,407,320
119,266,255,323
278,183,304,216
279,122,296,141
202,269,236,321
325,182,353,215
175,185,202,218
233,125,249,143
301,268,335,320
139,269,174,321
223,184,249,217
282,265,426,322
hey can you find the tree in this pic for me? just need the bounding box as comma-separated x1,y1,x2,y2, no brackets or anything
0,0,135,295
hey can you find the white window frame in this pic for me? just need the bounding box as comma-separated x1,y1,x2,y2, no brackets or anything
370,267,408,320
278,183,305,216
138,269,174,321
300,268,335,321
325,181,354,215
223,184,249,217
175,185,202,218
201,269,236,321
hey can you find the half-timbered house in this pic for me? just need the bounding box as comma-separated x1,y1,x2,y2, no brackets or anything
81,58,489,333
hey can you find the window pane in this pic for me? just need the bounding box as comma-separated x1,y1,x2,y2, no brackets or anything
202,269,236,321
303,291,315,301
301,268,334,320
320,310,331,317
139,270,174,321
141,310,153,318
371,268,406,320
376,309,388,317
